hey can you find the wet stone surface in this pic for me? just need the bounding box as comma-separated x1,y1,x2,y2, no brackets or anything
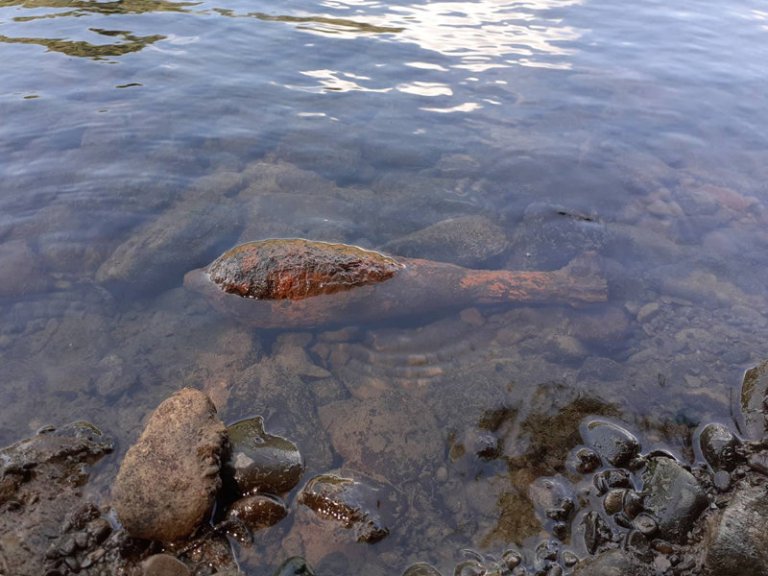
397,360,768,576
225,416,305,496
297,471,392,544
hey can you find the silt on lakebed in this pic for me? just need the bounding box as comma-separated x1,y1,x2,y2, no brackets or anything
183,238,607,329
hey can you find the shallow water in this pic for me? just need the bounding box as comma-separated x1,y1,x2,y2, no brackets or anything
2,0,768,573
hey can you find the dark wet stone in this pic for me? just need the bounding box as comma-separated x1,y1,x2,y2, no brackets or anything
401,562,443,576
705,484,768,576
112,388,227,542
142,554,190,576
739,360,768,440
274,556,316,576
580,418,641,468
226,493,289,532
566,446,601,474
581,510,613,554
572,549,653,576
0,422,113,576
225,416,304,496
602,488,625,516
640,456,709,544
501,549,523,570
298,472,390,543
632,512,658,537
593,468,632,494
698,422,743,471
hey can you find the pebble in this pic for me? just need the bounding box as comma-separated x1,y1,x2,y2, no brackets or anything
698,422,743,471
142,554,190,576
273,556,316,576
580,419,641,468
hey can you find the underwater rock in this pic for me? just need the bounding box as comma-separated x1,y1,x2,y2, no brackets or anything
381,215,509,267
142,554,191,576
112,388,226,541
318,390,443,485
0,239,51,298
273,556,316,576
640,455,709,544
580,418,641,468
507,202,606,270
297,471,391,543
0,422,113,576
704,483,768,576
697,422,744,472
96,171,244,295
225,493,289,534
225,416,305,496
184,238,607,329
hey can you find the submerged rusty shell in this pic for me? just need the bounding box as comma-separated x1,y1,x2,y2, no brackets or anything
207,239,403,300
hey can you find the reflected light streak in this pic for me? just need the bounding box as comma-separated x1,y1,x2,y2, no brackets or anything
322,0,584,70
297,69,392,92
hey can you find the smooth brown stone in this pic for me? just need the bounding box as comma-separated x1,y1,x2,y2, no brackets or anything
112,389,226,542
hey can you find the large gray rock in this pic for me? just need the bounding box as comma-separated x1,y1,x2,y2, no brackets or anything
704,484,768,576
112,388,226,541
641,456,709,544
381,215,509,267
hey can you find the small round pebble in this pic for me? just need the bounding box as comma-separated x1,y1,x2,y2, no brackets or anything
142,554,190,576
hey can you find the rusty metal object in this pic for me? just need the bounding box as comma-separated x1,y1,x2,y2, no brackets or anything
184,238,607,329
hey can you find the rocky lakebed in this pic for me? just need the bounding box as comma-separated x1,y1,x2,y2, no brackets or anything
2,156,768,576
2,361,768,575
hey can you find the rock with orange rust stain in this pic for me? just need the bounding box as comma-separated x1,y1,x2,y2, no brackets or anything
184,238,607,329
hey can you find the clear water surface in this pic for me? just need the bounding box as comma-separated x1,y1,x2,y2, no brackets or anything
2,0,768,573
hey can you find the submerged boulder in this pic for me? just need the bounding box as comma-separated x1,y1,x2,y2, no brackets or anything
185,238,607,329
112,388,226,542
